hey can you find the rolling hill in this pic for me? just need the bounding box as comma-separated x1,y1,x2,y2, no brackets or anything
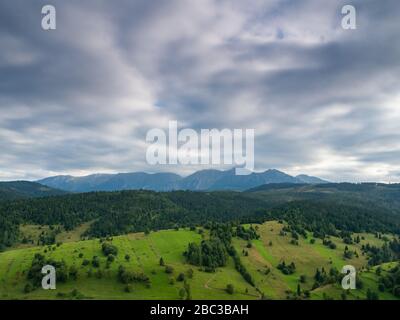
0,221,398,300
0,181,66,201
245,182,400,212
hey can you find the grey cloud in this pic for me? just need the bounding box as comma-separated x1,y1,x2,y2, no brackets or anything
0,0,399,182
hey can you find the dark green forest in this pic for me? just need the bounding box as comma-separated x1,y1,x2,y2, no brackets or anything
1,183,400,251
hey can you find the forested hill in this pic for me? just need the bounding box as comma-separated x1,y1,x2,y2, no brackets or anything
1,184,400,250
0,181,66,201
246,183,400,213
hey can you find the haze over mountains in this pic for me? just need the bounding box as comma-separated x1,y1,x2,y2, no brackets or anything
37,169,329,192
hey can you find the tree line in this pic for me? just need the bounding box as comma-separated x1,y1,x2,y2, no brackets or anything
1,188,400,250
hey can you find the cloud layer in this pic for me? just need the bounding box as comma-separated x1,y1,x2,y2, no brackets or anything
0,0,399,182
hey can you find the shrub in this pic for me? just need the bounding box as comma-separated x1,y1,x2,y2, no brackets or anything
69,266,78,280
95,269,103,279
165,266,174,274
176,273,185,282
226,284,234,295
82,259,90,266
92,256,100,268
24,283,33,293
277,261,296,275
102,242,118,256
124,284,133,293
179,288,186,299
187,268,194,279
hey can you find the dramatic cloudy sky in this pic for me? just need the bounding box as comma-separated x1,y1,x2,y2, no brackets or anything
0,0,399,182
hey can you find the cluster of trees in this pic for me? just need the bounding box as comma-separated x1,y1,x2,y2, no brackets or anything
312,267,341,289
282,224,308,239
366,288,379,300
235,225,259,240
322,238,337,250
215,223,255,286
230,246,254,286
376,263,400,297
38,230,57,246
178,282,192,300
339,231,355,245
362,243,395,266
25,253,71,292
24,239,126,293
101,241,118,256
389,238,400,258
184,239,228,271
343,246,358,259
26,253,48,289
277,261,296,275
0,216,19,251
117,265,151,287
185,223,255,286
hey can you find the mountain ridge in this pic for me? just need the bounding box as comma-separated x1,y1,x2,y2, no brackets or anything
0,181,67,200
37,169,329,192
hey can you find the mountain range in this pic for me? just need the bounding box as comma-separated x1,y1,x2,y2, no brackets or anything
0,181,66,200
37,168,329,192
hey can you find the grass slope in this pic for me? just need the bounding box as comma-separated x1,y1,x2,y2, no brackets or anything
0,221,398,300
233,221,397,300
0,228,256,300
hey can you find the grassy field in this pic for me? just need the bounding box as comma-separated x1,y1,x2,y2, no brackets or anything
0,221,398,300
233,221,396,300
0,228,256,300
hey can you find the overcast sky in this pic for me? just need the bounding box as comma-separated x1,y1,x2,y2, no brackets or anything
0,0,399,182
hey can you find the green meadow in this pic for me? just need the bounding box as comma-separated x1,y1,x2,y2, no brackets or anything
233,221,396,299
0,228,256,300
0,221,398,300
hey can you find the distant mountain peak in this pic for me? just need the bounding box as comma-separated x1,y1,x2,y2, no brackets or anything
36,168,329,192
